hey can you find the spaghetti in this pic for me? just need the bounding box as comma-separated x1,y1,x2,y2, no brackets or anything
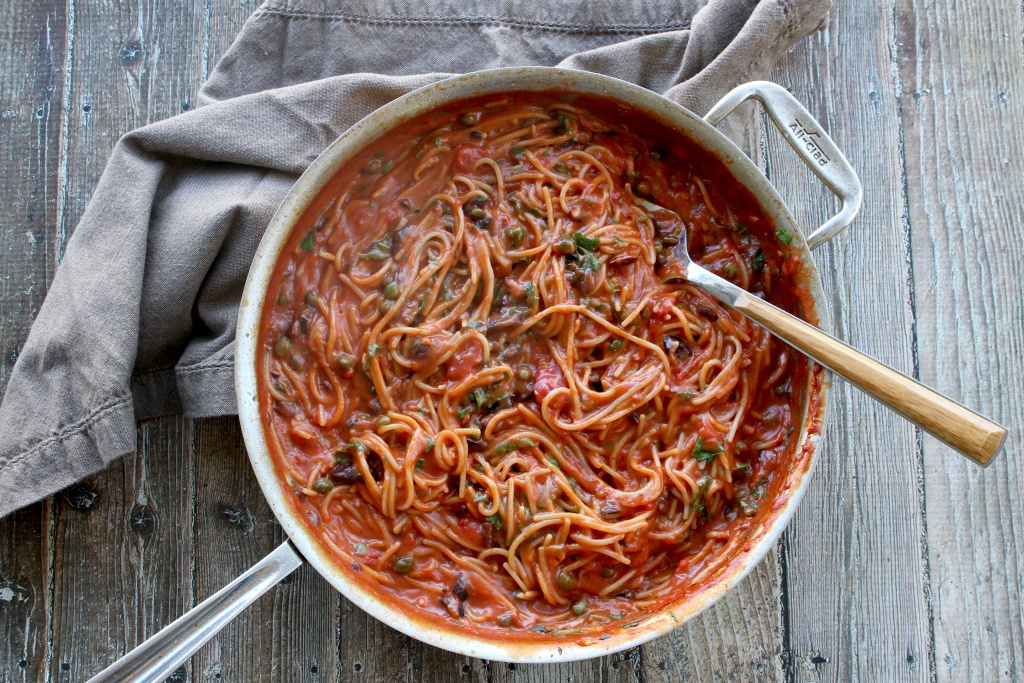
258,92,817,639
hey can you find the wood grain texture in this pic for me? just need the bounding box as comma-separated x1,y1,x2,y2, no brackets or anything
0,0,67,680
766,1,935,680
2,0,1023,681
191,417,342,682
894,0,1024,680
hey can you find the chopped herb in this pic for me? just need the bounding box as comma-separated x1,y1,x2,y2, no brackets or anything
368,344,382,358
486,514,504,530
609,614,624,621
572,232,599,252
669,611,678,623
752,249,766,272
553,162,571,175
692,437,723,463
519,438,536,449
525,282,538,307
650,148,664,161
380,159,394,174
358,239,392,261
433,136,442,147
426,440,435,452
415,147,425,159
723,262,738,279
530,625,548,633
688,475,712,520
509,146,526,158
733,462,752,476
458,405,472,421
470,387,488,408
416,459,425,470
299,231,315,252
677,391,693,403
626,170,640,180
546,456,561,470
776,228,793,244
599,634,610,640
622,621,640,629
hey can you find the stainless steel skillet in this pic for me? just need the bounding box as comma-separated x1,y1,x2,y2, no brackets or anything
86,69,1004,682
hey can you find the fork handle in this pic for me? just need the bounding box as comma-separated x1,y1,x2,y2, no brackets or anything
689,265,1006,466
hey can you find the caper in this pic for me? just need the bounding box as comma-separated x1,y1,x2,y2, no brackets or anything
601,565,616,579
305,290,318,306
375,415,392,429
393,555,415,574
380,159,394,174
379,299,394,314
554,236,575,254
337,352,356,371
461,112,480,126
505,224,525,247
361,159,382,174
498,612,513,627
276,291,291,306
555,572,576,591
635,180,653,196
383,281,400,300
572,598,588,617
274,337,291,357
470,207,486,220
312,478,334,494
515,365,534,382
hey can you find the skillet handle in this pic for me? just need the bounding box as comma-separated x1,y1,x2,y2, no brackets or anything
86,541,303,683
704,81,863,250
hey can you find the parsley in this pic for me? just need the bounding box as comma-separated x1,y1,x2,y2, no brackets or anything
733,462,752,476
525,281,538,308
509,146,526,158
368,344,382,358
739,476,769,517
416,459,425,470
688,475,712,521
486,514,504,530
358,239,392,261
776,228,793,244
299,231,315,252
752,248,766,272
426,440,435,452
531,625,549,633
609,615,624,620
692,437,723,463
572,232,599,252
433,136,441,147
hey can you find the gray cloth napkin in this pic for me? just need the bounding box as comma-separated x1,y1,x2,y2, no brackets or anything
0,0,830,517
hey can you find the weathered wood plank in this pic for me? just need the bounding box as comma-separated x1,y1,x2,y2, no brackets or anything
45,0,214,679
767,1,935,680
894,0,1024,680
191,417,341,682
0,0,67,680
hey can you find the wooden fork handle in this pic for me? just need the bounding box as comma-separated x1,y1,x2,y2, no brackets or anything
729,289,1006,466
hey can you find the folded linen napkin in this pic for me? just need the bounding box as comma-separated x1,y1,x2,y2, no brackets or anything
0,0,830,517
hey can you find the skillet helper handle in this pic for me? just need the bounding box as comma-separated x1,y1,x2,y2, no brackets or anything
687,265,1006,466
86,541,303,683
704,81,863,250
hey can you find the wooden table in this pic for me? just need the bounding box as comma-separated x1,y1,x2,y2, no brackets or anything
1,1,1021,680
